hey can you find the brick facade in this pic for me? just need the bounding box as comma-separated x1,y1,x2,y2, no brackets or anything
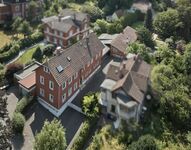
35,50,102,110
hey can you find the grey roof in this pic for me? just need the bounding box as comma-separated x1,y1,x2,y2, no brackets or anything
42,9,88,33
111,26,137,53
15,62,40,80
45,33,104,84
101,79,116,91
106,55,151,103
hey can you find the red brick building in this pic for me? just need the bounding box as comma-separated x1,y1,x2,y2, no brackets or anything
0,0,43,23
42,9,90,48
110,26,137,58
35,33,104,116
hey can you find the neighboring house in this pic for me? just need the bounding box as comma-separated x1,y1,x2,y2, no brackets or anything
0,0,43,24
106,9,126,22
110,26,137,58
14,62,41,96
131,1,152,14
42,9,90,48
98,33,119,57
100,54,151,128
35,33,104,117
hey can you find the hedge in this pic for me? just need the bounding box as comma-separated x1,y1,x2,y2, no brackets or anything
0,31,44,63
12,112,26,134
70,120,91,150
15,96,33,113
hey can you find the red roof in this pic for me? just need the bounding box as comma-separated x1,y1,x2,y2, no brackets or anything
18,72,36,89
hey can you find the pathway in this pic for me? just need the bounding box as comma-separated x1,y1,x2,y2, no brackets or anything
5,41,44,66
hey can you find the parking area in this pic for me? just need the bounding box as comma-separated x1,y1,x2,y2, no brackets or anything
11,102,85,150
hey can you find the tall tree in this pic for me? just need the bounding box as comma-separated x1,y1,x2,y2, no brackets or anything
27,0,38,22
12,17,23,35
34,119,67,150
153,9,182,39
144,8,153,31
176,0,191,41
18,21,32,37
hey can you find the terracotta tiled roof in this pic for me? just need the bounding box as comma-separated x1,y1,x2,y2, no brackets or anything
18,72,36,89
111,26,137,53
106,55,151,103
45,33,104,85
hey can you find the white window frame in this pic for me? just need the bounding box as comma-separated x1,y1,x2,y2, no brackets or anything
68,77,72,84
43,66,49,73
54,38,57,44
74,72,78,79
40,76,44,85
68,87,72,97
49,81,54,90
62,81,66,90
49,94,54,103
62,93,66,102
40,88,44,97
69,30,73,37
74,82,78,91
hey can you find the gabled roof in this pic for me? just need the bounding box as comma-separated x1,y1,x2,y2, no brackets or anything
42,9,88,33
111,26,137,53
44,33,104,85
106,54,151,103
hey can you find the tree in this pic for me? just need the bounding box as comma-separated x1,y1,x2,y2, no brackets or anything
153,9,182,39
27,0,38,22
126,42,151,63
18,21,32,37
32,46,43,62
144,8,153,31
12,112,25,133
137,27,155,48
82,93,100,119
176,0,191,41
128,134,158,150
183,43,191,74
12,17,23,35
34,119,67,150
5,63,23,83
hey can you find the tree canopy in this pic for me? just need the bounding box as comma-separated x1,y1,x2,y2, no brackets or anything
34,119,67,150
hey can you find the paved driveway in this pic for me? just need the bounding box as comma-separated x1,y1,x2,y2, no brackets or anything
11,102,85,150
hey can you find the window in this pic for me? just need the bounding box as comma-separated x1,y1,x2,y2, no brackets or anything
74,72,78,79
54,38,57,44
49,81,54,90
43,67,49,73
62,93,66,102
68,77,72,84
96,54,98,60
15,5,20,11
40,76,44,85
91,59,93,64
62,82,66,90
74,82,78,91
111,105,116,113
68,87,72,97
87,61,90,67
59,40,62,46
69,30,73,36
49,94,54,102
60,32,63,37
40,88,44,97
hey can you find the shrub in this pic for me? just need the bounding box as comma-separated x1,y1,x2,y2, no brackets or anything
15,96,32,113
12,112,25,133
32,46,43,62
5,63,23,83
42,44,55,56
71,121,90,150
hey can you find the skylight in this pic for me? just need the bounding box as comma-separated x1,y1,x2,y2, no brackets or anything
56,65,64,73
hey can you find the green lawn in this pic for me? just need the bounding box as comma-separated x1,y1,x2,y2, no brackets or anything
16,45,39,65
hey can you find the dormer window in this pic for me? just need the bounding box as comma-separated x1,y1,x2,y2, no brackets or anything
43,66,49,73
68,77,72,84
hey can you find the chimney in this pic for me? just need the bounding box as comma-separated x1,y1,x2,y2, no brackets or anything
58,15,62,22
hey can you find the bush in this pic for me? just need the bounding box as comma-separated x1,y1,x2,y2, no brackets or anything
71,121,91,150
32,46,43,62
15,96,32,113
5,63,23,83
42,44,55,56
12,112,25,133
0,31,44,63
